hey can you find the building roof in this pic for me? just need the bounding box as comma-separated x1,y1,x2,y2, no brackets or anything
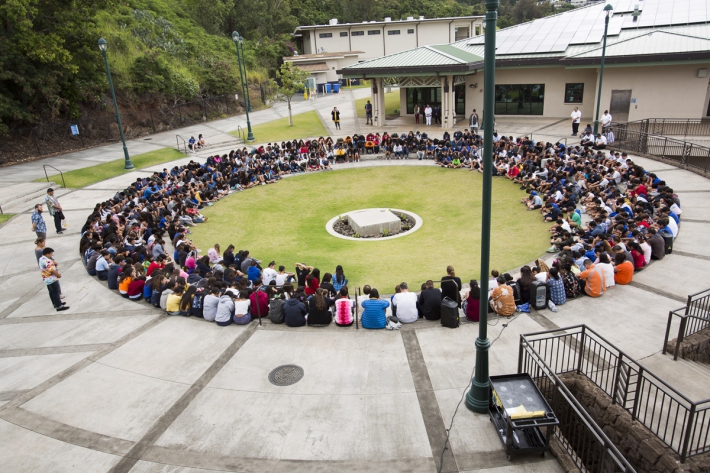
339,45,483,75
294,62,329,72
294,16,482,32
339,0,710,76
284,51,363,61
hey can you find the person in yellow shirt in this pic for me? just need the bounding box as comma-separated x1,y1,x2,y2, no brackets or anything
166,286,184,316
578,259,606,297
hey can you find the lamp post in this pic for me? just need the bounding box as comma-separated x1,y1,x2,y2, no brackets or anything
593,4,614,137
465,0,499,414
98,38,134,170
232,31,255,142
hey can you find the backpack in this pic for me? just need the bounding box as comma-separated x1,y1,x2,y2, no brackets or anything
440,296,460,328
190,292,205,318
268,298,286,324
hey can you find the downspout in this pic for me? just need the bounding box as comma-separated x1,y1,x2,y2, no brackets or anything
449,19,454,43
382,26,386,56
416,21,421,47
313,28,318,54
348,25,352,51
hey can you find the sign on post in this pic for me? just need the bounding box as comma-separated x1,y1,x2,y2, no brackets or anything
70,125,79,135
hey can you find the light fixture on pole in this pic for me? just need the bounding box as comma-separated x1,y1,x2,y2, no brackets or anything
98,38,134,170
232,31,255,142
465,0,499,414
593,4,614,137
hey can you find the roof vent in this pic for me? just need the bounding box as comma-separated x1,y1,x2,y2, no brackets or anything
419,15,425,20
632,4,640,21
407,16,414,20
384,17,391,22
329,18,338,25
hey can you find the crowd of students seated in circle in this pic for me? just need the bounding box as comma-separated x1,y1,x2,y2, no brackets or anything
77,126,681,328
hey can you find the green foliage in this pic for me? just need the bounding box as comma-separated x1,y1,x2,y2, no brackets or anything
274,62,311,125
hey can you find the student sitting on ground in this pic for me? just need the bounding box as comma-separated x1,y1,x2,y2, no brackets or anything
361,288,389,329
392,282,418,323
334,287,355,326
489,276,516,317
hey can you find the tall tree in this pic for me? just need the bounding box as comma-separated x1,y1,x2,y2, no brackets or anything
273,62,310,126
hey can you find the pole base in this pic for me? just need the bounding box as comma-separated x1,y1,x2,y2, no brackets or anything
465,377,490,413
247,132,255,142
124,162,135,170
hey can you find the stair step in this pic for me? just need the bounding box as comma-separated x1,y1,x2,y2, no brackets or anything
641,353,710,401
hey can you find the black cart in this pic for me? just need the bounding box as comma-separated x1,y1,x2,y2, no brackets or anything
489,373,559,461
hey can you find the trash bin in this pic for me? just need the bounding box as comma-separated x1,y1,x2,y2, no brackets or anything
317,83,326,94
332,83,341,93
325,83,332,94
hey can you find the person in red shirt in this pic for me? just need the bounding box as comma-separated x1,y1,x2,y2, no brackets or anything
147,254,168,276
305,268,321,296
249,287,269,318
506,165,520,180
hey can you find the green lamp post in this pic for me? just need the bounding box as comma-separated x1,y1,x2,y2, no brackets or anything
232,31,255,142
593,4,614,137
98,38,134,170
465,0,499,414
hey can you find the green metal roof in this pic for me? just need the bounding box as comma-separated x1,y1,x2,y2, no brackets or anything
344,45,482,71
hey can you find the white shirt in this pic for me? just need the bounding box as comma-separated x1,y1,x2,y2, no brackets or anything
424,107,432,116
392,291,418,323
263,267,277,286
595,135,607,146
601,113,612,126
275,272,289,285
597,262,615,288
571,110,581,123
667,218,679,238
670,203,682,215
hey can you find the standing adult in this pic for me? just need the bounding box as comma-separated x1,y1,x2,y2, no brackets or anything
45,188,65,234
365,101,373,125
434,105,441,125
414,103,420,124
570,107,581,137
331,107,341,130
469,109,479,135
424,104,433,126
31,203,47,240
601,110,613,132
39,247,69,311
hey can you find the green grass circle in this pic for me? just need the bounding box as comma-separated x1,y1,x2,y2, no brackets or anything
190,166,551,291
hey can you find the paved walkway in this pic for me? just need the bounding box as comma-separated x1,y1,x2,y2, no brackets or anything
0,111,710,472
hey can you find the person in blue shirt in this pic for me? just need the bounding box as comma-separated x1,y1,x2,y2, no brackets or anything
361,288,390,329
247,260,261,283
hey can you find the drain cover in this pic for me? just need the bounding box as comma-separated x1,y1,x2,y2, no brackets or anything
268,365,304,386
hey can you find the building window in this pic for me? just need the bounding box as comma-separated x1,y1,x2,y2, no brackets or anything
454,27,470,41
475,26,481,36
340,32,348,37
368,30,380,35
495,84,545,115
408,29,415,34
319,33,332,38
564,83,584,103
351,31,364,36
388,30,400,35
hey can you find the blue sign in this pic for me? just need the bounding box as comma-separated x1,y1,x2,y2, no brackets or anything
70,125,79,135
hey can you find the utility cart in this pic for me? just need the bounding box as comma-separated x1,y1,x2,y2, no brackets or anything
489,373,559,460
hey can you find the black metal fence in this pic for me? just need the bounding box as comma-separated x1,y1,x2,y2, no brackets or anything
663,288,710,360
520,325,710,463
518,329,636,473
0,84,273,166
609,125,710,176
620,118,710,137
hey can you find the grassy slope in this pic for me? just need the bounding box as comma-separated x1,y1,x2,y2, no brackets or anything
355,91,400,118
0,214,14,224
189,167,550,290
38,148,183,188
229,110,328,143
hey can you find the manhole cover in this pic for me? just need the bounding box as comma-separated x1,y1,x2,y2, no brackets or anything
268,365,304,386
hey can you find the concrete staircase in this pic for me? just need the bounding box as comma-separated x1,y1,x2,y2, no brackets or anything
0,182,69,214
640,352,710,401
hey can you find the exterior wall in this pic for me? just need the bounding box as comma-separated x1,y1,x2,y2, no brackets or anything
310,27,351,54
353,27,386,59
418,22,452,46
383,25,416,55
599,63,710,121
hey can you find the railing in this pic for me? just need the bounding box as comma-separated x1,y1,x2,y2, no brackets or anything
42,164,66,188
621,118,710,138
236,125,245,143
663,288,710,360
518,329,636,473
608,125,710,176
176,135,187,154
520,325,710,463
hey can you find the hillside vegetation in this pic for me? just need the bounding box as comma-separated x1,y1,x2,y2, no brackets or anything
0,0,558,135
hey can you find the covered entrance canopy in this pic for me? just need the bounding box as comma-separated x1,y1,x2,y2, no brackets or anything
337,45,482,127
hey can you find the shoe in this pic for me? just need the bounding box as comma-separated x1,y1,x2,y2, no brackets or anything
57,231,64,234
56,306,69,312
546,246,558,253
547,300,558,312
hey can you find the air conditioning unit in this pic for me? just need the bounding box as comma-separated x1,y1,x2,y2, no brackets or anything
384,17,391,22
329,18,338,25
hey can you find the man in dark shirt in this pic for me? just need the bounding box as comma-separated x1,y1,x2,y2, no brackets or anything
647,228,666,260
295,262,313,287
418,280,442,320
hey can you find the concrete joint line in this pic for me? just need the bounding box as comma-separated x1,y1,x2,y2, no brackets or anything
0,257,82,281
0,309,157,325
628,281,687,303
675,218,710,224
0,284,46,319
107,322,258,473
0,344,108,359
401,330,459,473
672,250,710,261
0,315,166,412
0,390,28,402
528,309,561,330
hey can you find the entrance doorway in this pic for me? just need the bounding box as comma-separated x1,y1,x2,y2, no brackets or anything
609,89,632,123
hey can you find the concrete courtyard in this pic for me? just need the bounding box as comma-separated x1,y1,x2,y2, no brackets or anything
0,95,709,473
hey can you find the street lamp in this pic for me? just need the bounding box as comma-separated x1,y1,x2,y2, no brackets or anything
465,0,499,414
98,38,134,170
593,4,614,137
232,31,255,142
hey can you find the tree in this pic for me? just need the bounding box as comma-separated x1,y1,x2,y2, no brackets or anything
274,62,310,126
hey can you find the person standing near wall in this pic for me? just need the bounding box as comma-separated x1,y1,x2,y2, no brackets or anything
365,101,373,125
571,107,581,137
469,109,479,135
414,103,420,124
331,107,341,130
45,188,65,234
424,104,433,126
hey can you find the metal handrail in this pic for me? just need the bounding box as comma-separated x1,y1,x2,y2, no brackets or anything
556,137,567,146
236,125,245,142
521,325,710,462
42,164,66,188
176,135,187,153
662,288,710,360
